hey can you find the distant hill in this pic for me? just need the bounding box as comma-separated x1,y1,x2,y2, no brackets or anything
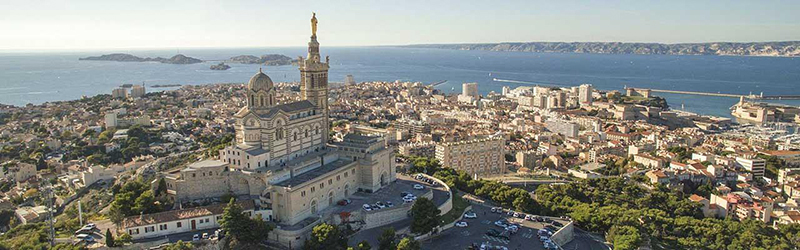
228,54,298,65
403,41,800,57
79,53,203,64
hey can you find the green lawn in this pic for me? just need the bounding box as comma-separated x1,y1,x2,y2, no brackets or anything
440,193,469,225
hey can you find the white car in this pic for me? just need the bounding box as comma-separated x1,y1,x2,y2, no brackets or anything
455,221,468,227
494,220,508,228
193,234,201,241
362,204,372,211
463,212,477,219
413,184,424,190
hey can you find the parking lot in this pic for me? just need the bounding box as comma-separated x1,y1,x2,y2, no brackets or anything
326,174,447,215
422,204,570,250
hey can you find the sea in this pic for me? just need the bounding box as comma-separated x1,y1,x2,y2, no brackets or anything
1,46,799,118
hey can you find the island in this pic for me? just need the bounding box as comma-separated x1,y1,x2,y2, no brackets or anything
210,62,231,70
79,53,203,64
228,54,298,66
402,41,800,57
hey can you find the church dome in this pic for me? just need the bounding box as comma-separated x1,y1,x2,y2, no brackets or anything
248,68,273,91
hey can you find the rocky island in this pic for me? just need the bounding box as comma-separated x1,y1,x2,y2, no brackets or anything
228,54,298,66
210,62,231,70
403,41,800,57
79,53,203,64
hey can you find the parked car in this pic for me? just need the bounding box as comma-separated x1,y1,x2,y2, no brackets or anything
193,234,201,241
539,235,550,242
525,214,532,221
552,221,563,227
202,233,209,239
463,212,478,219
505,225,519,234
506,210,514,216
371,205,380,210
455,221,468,227
362,204,372,211
512,212,520,218
401,192,411,197
385,201,394,207
494,220,509,228
413,184,424,190
486,229,502,237
376,202,386,209
85,223,96,230
76,234,93,243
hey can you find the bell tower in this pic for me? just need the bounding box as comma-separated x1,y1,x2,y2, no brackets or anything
300,13,330,142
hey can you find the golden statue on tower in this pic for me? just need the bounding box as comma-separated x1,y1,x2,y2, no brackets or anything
311,12,318,36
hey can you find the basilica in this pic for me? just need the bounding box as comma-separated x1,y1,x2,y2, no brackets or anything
136,13,396,243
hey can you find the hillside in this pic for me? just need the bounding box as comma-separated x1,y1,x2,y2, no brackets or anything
228,54,298,66
403,41,800,57
79,53,203,64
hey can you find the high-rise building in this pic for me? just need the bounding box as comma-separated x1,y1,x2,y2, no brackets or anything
502,86,511,96
112,87,127,98
736,157,766,179
462,82,479,97
545,119,580,138
345,74,355,85
579,84,593,105
435,136,506,177
130,84,146,98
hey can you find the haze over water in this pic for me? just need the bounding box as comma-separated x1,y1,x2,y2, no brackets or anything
1,46,799,118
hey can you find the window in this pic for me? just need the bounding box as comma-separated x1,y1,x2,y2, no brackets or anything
329,179,333,184
344,172,348,178
159,224,168,230
301,191,306,197
336,175,340,181
177,222,182,228
311,187,315,193
205,218,210,223
192,173,196,178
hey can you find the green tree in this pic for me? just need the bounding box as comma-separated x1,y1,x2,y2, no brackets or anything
115,233,133,246
355,240,372,250
303,223,348,250
105,229,115,247
163,240,193,250
155,178,167,196
378,227,397,250
396,237,420,250
542,158,555,168
133,190,159,214
220,199,272,247
409,197,441,235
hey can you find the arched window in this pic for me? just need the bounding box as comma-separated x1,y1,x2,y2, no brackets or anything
294,132,298,141
250,95,254,106
260,96,264,106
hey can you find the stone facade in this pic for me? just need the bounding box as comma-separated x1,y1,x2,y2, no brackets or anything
161,15,396,247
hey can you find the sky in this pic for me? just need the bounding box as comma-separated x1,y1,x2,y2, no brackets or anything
2,0,799,51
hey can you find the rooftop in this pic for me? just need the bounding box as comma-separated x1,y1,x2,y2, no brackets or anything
122,200,255,228
274,158,354,188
